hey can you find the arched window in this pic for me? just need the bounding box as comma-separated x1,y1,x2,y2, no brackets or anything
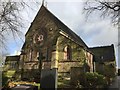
64,45,72,60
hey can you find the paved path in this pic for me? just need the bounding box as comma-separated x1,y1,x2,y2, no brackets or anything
108,76,120,90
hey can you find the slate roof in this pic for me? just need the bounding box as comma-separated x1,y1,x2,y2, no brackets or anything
89,44,115,62
25,5,88,49
5,55,20,62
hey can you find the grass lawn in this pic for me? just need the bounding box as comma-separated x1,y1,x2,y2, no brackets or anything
4,70,16,78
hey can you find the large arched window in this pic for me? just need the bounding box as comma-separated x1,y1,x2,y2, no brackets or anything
64,45,72,60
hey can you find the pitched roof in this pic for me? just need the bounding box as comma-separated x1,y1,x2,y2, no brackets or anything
89,44,115,62
25,5,88,49
5,55,20,62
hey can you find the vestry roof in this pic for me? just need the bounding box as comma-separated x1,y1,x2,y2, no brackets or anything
5,55,20,62
89,44,115,62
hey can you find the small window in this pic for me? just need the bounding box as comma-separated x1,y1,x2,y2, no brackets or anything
64,45,72,60
10,62,16,69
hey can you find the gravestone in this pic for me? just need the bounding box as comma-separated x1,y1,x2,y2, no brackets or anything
11,84,38,90
70,67,84,85
40,68,57,90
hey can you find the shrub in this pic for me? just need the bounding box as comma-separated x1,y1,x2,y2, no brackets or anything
2,73,9,87
78,72,107,88
2,70,16,87
86,72,107,88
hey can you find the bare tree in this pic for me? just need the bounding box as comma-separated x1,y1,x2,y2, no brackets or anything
0,1,41,67
83,0,120,25
0,1,40,48
0,2,25,46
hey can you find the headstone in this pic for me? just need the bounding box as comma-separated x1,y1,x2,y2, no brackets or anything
40,68,57,90
70,67,84,85
11,84,38,90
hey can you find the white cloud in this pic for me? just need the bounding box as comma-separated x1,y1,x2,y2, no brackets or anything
11,50,21,56
48,2,84,30
84,20,118,46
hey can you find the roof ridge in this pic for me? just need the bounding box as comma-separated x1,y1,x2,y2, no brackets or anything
25,5,88,49
41,5,88,48
89,44,114,49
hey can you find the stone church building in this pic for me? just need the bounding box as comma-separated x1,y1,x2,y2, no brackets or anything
4,5,116,87
19,5,93,82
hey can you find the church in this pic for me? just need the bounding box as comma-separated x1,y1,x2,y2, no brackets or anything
3,4,116,88
19,4,93,83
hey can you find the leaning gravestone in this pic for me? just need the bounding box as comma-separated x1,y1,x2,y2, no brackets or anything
11,84,38,90
40,68,57,90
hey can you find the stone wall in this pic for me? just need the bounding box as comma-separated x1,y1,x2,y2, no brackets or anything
58,61,83,73
95,62,116,77
42,61,51,69
57,35,86,62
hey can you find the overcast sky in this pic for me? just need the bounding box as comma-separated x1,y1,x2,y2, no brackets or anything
1,0,118,67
